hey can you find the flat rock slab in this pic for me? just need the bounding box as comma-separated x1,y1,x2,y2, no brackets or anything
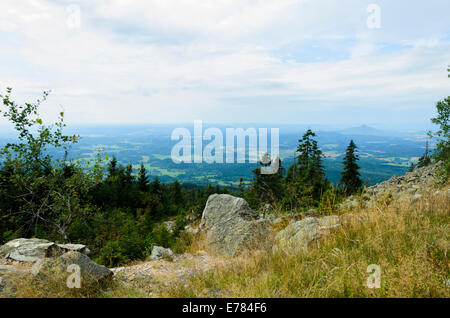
0,238,90,263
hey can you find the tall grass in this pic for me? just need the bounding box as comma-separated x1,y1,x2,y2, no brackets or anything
164,188,450,298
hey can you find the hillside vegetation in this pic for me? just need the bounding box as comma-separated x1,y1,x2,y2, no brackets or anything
164,186,449,298
6,176,448,298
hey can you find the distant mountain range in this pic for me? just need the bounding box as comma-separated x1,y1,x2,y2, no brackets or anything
337,125,404,137
0,124,432,186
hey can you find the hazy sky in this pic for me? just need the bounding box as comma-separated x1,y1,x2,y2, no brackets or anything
0,0,449,128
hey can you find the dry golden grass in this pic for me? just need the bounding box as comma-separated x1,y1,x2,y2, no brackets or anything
163,188,450,298
185,230,209,254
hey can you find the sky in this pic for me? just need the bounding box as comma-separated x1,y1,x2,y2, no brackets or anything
0,0,449,129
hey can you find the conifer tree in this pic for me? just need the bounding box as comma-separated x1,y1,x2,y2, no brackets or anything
137,163,149,191
107,156,118,177
286,129,329,208
295,129,326,182
170,180,184,206
124,164,134,185
150,177,162,196
339,140,362,195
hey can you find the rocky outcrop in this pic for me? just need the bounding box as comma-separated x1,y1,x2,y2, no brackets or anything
200,194,270,256
0,238,110,296
366,162,440,198
274,215,341,253
340,162,442,210
0,238,90,262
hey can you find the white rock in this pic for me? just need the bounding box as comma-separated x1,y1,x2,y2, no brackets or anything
184,225,200,235
150,246,173,260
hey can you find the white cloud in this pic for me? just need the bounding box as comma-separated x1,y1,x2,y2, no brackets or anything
0,0,449,126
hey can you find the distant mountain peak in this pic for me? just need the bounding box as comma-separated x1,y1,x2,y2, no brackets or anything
339,125,384,136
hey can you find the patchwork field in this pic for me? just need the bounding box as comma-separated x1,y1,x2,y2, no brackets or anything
0,124,430,187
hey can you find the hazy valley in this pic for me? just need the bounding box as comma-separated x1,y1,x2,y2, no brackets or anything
0,123,431,188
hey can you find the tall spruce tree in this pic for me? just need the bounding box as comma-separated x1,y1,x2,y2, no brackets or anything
107,156,118,177
286,129,329,208
339,140,362,195
137,163,149,191
124,164,134,184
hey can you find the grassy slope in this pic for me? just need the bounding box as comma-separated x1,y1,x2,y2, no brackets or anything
164,188,449,298
9,187,449,298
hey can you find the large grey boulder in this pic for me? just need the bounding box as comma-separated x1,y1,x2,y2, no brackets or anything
200,194,270,255
0,238,90,263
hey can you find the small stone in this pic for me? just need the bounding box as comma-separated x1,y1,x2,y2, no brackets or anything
184,225,200,235
150,246,173,260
